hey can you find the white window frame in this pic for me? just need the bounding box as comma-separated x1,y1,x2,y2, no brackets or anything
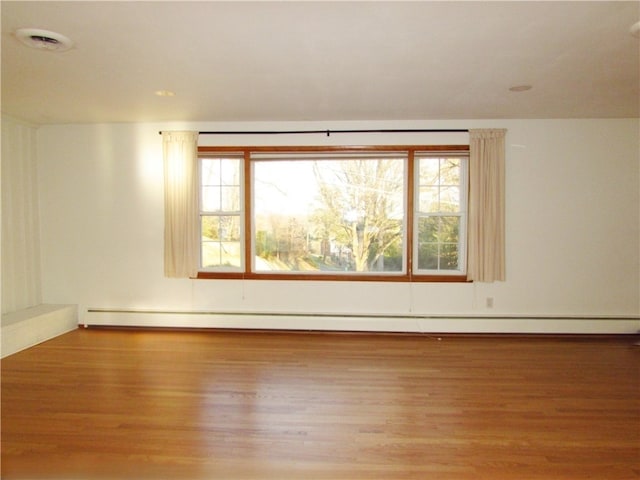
413,152,469,275
199,153,245,273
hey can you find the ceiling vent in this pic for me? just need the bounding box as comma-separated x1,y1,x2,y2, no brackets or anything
14,28,74,52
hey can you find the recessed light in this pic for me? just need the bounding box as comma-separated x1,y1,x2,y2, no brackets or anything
155,90,176,97
630,21,640,39
509,85,532,92
14,28,74,52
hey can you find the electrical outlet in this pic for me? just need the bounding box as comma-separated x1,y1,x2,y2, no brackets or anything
486,297,494,308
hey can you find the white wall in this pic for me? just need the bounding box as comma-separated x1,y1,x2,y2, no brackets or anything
2,116,42,314
36,119,640,332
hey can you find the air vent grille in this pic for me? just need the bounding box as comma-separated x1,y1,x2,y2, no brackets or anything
14,28,74,52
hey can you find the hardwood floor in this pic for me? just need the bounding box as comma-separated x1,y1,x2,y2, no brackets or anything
1,328,639,479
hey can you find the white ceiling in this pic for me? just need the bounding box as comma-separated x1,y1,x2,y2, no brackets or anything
2,1,639,125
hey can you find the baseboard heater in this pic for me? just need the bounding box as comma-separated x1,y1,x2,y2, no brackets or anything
84,309,640,335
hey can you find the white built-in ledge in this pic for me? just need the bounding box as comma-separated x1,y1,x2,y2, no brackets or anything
1,304,78,358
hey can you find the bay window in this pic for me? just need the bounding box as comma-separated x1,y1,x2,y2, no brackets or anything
198,146,469,281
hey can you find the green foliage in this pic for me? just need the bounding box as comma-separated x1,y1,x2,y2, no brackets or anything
417,215,459,270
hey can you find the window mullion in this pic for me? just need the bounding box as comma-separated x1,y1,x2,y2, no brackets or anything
406,150,415,278
244,151,252,274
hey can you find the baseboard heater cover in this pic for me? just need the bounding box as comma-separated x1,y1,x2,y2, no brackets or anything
84,309,640,334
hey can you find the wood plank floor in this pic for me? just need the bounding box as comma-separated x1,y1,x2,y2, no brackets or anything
1,328,639,480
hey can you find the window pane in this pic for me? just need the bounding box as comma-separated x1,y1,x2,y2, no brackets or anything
202,215,241,268
439,216,460,244
201,159,220,185
202,157,241,184
253,156,405,273
418,186,439,213
440,186,460,212
220,158,240,186
221,186,240,211
419,159,439,185
418,216,439,242
417,242,439,270
440,158,460,185
201,157,241,213
440,242,459,270
417,216,460,271
202,186,221,211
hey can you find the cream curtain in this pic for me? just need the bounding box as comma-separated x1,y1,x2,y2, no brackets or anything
163,131,199,278
467,129,507,282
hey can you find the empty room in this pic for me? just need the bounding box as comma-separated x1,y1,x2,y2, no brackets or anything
1,1,639,479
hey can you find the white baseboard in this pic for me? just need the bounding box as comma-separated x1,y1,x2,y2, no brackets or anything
84,309,640,335
2,304,78,358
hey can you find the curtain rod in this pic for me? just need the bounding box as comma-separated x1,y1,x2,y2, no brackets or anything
158,128,469,136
